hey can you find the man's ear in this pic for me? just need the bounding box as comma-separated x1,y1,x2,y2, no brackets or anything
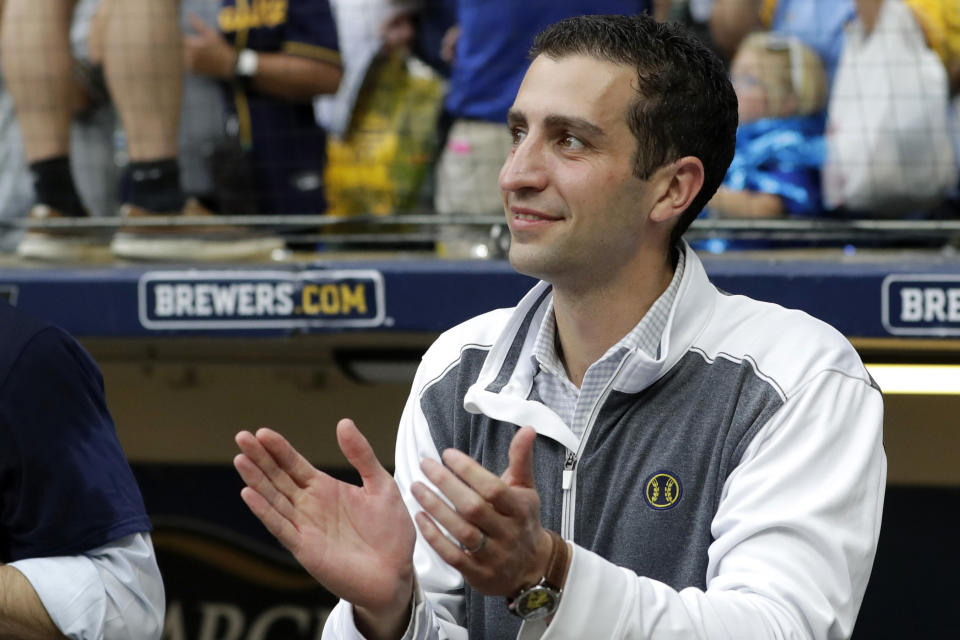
649,156,705,223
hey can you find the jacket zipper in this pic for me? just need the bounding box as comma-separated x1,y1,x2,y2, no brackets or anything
562,451,576,490
559,355,632,539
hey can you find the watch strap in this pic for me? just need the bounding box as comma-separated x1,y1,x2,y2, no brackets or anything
507,529,569,615
543,529,568,591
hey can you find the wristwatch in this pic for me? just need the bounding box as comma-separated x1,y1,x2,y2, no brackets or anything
234,48,259,81
507,530,569,620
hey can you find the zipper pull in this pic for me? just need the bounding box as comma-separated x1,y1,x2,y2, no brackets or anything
562,452,576,490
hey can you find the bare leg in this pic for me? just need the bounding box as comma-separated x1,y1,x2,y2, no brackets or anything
102,0,181,162
0,0,77,162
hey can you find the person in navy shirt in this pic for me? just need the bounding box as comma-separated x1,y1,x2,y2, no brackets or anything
0,300,164,639
183,0,343,217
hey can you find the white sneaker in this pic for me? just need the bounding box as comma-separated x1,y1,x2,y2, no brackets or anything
16,205,111,261
110,198,283,262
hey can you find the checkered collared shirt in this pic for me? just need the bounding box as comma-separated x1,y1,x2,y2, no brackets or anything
531,249,685,440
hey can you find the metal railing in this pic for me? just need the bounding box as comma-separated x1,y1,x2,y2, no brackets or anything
3,213,960,247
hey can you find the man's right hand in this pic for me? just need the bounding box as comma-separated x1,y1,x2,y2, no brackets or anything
234,419,416,638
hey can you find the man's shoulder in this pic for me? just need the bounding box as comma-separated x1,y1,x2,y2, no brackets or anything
416,307,515,380
423,307,514,359
694,291,870,397
0,300,47,335
0,302,63,385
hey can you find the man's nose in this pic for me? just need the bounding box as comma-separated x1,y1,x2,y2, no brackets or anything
499,136,548,193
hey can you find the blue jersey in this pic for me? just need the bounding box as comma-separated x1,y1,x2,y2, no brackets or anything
218,0,341,215
445,0,652,123
0,301,150,562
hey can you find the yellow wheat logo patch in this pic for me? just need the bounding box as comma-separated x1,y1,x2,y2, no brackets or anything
644,471,682,510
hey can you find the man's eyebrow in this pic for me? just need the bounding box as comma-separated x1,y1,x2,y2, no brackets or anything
544,114,606,140
506,109,527,127
506,110,606,141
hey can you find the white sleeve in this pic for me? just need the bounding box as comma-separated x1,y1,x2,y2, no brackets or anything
10,532,165,640
323,575,465,640
538,371,886,640
322,361,469,640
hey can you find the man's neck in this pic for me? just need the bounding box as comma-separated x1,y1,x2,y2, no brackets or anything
551,247,677,387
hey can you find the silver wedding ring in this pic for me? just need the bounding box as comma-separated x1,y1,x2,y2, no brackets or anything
461,530,487,554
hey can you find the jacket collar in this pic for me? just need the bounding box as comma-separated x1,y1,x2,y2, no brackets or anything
463,242,717,448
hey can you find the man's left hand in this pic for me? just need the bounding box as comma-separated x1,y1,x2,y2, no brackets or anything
411,426,554,596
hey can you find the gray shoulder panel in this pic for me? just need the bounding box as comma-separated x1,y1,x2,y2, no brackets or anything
420,347,489,454
485,287,552,394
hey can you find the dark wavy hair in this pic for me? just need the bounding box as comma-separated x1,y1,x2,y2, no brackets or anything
530,14,738,244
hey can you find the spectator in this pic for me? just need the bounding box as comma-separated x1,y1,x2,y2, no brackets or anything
707,32,828,218
0,0,120,260
1,0,281,262
0,298,164,638
182,0,343,234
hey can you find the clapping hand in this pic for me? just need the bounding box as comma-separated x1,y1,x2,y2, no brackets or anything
234,419,416,632
411,426,554,597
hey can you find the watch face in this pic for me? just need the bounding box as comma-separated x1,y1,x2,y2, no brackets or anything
514,585,559,620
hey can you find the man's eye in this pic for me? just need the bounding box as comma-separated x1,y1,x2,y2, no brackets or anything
511,128,527,145
560,135,585,150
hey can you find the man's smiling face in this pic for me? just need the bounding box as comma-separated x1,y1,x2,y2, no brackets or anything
499,54,659,290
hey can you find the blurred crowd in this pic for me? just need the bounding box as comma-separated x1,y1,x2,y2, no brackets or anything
0,0,957,261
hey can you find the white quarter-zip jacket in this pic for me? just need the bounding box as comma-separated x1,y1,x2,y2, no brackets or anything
324,243,886,640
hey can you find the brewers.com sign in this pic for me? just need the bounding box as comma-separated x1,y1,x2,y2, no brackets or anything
138,270,385,330
882,274,960,336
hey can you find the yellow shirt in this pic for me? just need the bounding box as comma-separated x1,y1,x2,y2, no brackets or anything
905,0,960,67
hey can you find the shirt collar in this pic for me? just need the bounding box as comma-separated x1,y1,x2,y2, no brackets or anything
531,247,686,375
